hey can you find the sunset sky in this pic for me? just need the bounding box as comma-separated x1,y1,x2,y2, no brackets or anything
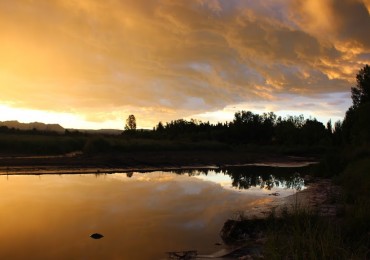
0,0,369,129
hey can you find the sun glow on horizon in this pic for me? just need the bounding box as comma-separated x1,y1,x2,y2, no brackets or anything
1,98,350,130
0,105,124,130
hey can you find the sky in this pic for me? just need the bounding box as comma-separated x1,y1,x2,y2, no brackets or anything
0,0,369,129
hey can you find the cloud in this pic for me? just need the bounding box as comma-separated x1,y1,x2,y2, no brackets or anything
291,0,370,49
289,0,370,80
0,0,369,128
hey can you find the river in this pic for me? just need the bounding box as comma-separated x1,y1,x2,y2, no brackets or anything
0,166,307,259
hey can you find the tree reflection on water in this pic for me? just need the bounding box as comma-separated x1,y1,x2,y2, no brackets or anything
169,165,308,191
225,166,306,191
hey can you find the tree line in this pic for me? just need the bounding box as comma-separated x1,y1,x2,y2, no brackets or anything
124,64,370,148
124,109,334,146
148,112,331,146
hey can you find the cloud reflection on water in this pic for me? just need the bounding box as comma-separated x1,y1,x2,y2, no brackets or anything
0,167,305,259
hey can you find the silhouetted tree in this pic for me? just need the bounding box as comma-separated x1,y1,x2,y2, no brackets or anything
230,111,276,143
275,115,303,145
156,121,164,131
351,64,370,109
125,115,137,130
301,118,328,145
332,120,343,145
327,120,332,135
343,65,370,144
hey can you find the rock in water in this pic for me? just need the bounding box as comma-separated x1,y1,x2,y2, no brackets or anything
90,233,104,239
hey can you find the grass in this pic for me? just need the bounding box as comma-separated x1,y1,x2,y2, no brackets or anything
340,157,370,202
264,207,348,260
0,130,331,157
222,205,362,259
264,203,370,259
0,134,85,155
0,133,232,156
264,151,370,259
82,136,231,154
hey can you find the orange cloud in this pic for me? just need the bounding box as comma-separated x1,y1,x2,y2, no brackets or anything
0,0,368,128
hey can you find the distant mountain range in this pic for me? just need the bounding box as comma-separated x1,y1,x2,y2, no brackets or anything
0,120,123,135
0,120,65,133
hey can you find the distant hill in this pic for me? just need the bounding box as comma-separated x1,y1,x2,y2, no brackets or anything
0,121,126,135
0,121,65,133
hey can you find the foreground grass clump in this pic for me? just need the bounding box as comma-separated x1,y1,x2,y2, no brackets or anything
221,205,368,259
264,155,370,259
264,205,370,259
264,208,348,259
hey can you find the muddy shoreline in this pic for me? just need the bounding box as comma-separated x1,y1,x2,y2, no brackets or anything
0,150,318,175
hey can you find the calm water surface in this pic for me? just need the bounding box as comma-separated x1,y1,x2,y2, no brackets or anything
0,167,305,259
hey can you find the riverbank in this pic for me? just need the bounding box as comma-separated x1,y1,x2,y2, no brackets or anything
0,150,317,175
218,178,343,259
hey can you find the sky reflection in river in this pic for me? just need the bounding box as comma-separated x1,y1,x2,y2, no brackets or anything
0,169,304,259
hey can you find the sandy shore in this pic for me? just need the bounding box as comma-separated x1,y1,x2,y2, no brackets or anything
279,178,342,216
241,177,341,220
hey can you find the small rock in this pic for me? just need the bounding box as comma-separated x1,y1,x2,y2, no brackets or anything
90,233,104,239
